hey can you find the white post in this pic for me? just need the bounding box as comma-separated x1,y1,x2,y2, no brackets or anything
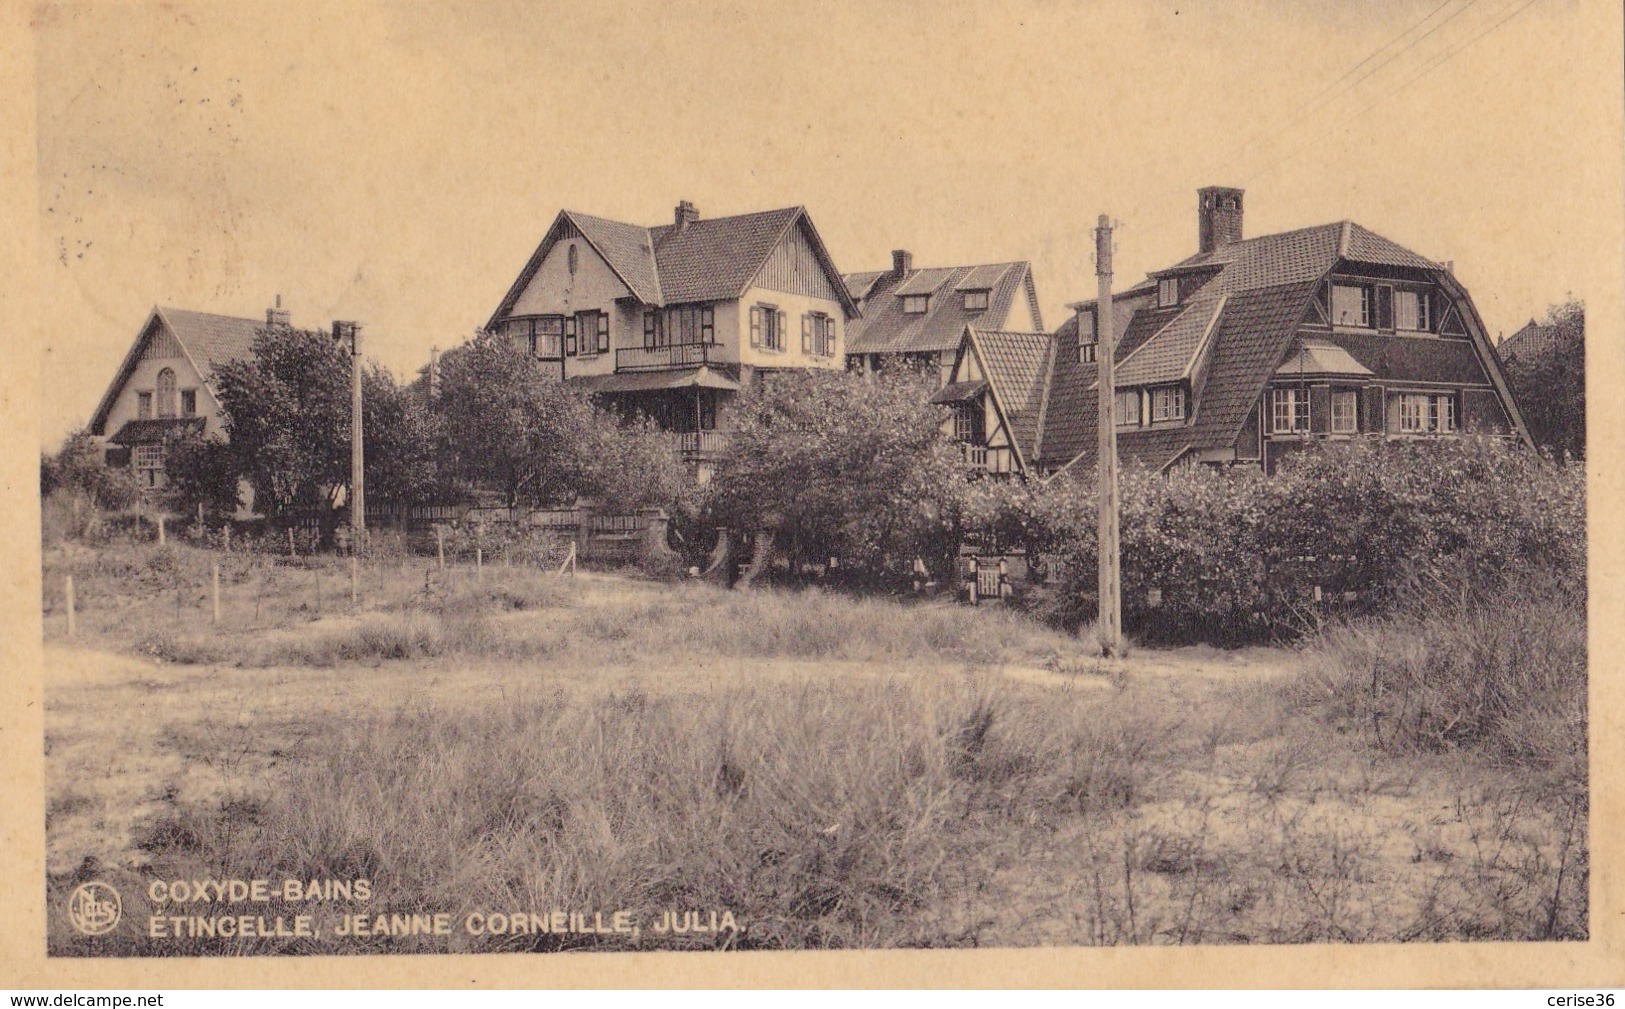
436,527,446,571
64,575,76,638
351,556,359,606
476,547,483,583
211,563,221,626
289,527,296,556
157,514,166,546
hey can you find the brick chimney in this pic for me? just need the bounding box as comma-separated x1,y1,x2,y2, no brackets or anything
1198,186,1245,254
892,249,913,278
266,294,291,327
674,200,699,229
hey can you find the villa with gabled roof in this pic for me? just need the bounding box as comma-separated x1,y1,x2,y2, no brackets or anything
87,300,291,490
485,201,858,476
843,250,1043,384
938,187,1531,478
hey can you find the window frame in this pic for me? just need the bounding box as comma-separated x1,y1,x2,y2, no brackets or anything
1330,389,1357,434
1079,343,1097,364
752,303,784,352
155,368,177,419
1271,387,1312,434
180,389,197,417
1397,392,1456,434
1114,389,1141,427
1149,385,1186,424
901,294,929,315
1331,283,1373,329
962,289,990,312
1394,288,1433,333
1157,277,1179,308
134,444,165,488
137,391,153,420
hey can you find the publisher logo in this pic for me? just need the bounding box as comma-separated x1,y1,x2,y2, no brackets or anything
67,881,121,935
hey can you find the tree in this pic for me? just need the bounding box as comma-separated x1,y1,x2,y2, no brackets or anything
362,363,442,506
706,367,963,585
1505,299,1585,460
213,326,352,521
41,430,142,540
161,430,240,521
431,330,595,506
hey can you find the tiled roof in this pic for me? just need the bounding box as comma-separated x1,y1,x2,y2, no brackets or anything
1499,319,1559,359
971,329,1053,467
846,262,1040,355
158,307,264,378
648,207,802,305
843,271,887,301
893,267,958,297
1186,281,1317,452
1115,294,1226,387
929,379,987,404
567,211,663,304
491,205,855,325
109,417,206,445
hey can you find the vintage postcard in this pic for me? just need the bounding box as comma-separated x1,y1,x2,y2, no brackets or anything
4,0,1622,990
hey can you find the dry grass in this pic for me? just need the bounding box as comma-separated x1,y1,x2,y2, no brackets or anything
42,544,1587,954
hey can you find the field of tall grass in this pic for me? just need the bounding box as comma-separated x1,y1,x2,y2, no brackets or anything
43,542,1587,954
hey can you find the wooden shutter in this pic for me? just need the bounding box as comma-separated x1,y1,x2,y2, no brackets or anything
776,311,787,351
597,313,609,353
565,316,577,356
801,315,812,353
1310,386,1331,434
1375,285,1394,331
701,306,714,343
749,306,762,347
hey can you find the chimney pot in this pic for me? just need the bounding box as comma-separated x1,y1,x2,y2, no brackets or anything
892,249,913,278
266,294,291,327
1197,186,1245,254
675,200,699,229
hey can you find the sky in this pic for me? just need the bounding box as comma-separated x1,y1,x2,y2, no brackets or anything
29,0,1620,447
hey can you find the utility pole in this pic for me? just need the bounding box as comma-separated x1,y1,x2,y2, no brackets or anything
1094,215,1122,656
339,321,365,551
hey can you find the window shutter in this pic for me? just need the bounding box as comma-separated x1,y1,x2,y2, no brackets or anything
598,313,609,353
776,311,787,351
1310,386,1331,434
750,307,762,347
644,312,655,350
565,317,577,356
801,315,812,353
1375,285,1394,331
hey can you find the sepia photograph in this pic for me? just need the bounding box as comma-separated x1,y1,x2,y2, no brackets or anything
10,0,1623,989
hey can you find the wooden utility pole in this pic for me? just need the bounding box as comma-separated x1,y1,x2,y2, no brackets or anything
1094,214,1123,656
341,321,366,553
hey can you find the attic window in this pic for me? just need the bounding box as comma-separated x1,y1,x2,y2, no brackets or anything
902,294,929,314
963,290,989,312
137,392,153,420
1395,289,1432,332
1150,385,1186,423
181,390,197,417
1158,278,1179,308
1331,283,1372,328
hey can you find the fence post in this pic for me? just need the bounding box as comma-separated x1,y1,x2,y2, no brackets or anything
351,556,359,606
157,515,166,546
476,547,483,583
968,557,979,606
289,527,296,556
64,575,76,638
313,564,321,612
437,527,446,571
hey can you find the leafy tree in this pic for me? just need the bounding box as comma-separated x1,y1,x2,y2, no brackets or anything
706,367,963,585
1504,299,1585,460
213,327,352,521
362,363,442,506
41,429,142,540
161,430,240,521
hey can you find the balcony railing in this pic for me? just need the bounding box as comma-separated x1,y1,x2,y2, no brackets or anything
676,430,730,457
616,342,722,372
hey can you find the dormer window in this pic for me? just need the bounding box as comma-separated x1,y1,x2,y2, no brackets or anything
1158,277,1179,308
1331,283,1372,328
1076,308,1097,363
962,290,989,312
1395,289,1432,332
902,294,929,314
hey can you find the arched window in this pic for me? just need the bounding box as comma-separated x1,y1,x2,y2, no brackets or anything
156,368,177,418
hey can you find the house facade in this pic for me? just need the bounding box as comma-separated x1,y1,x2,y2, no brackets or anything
843,251,1043,384
485,201,858,476
88,302,287,491
940,187,1531,478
